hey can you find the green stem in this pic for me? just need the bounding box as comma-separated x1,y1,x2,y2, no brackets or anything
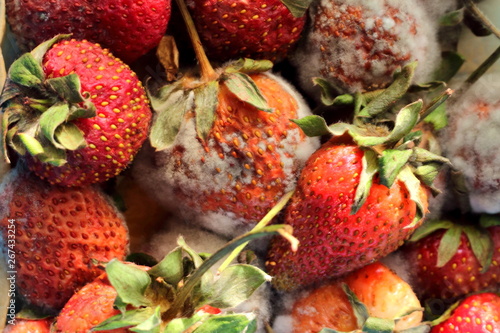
463,0,500,39
174,0,217,82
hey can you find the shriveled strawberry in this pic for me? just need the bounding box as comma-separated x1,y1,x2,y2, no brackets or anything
430,293,500,333
186,0,306,63
6,0,171,63
266,63,450,291
1,36,152,187
3,318,52,333
401,216,500,301
274,262,424,333
0,168,129,312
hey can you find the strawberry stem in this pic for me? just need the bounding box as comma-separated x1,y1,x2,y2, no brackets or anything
463,0,500,39
174,0,218,82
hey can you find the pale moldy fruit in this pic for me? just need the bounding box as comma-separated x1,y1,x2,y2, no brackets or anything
291,0,441,99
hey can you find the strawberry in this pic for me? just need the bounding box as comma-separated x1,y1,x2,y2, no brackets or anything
185,0,307,63
430,292,500,333
3,318,52,333
132,0,319,239
273,262,425,333
5,0,171,63
265,63,450,291
291,0,440,98
0,168,129,312
1,35,152,187
401,215,500,301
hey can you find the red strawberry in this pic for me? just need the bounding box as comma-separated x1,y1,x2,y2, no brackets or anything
430,293,500,333
0,168,129,312
186,0,306,63
401,216,500,301
274,262,424,333
3,318,52,333
5,0,171,63
1,36,152,187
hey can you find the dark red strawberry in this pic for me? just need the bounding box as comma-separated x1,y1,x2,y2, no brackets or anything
402,215,500,301
186,0,307,63
431,292,500,333
0,168,129,312
1,35,152,187
6,0,171,63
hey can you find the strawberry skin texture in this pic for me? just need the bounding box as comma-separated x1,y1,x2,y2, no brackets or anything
26,39,152,187
6,0,171,63
0,171,129,312
402,226,500,300
187,0,306,62
266,138,428,291
431,293,500,333
55,273,126,333
3,319,52,333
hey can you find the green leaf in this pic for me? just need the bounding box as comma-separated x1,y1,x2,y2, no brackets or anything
351,149,378,215
130,306,162,333
46,74,86,104
8,53,45,87
463,225,494,273
148,247,185,286
436,226,463,267
432,51,465,82
291,115,331,137
105,259,152,308
163,312,209,333
93,307,157,331
55,123,86,151
191,314,254,333
177,236,213,296
150,90,191,150
30,34,71,63
362,317,395,333
224,58,273,74
39,103,71,149
412,148,450,165
279,0,313,17
479,214,500,228
439,8,464,26
194,81,219,142
313,77,343,106
409,220,455,242
414,163,442,190
18,133,45,156
223,73,273,112
379,149,413,188
397,324,431,333
206,264,269,309
398,166,427,229
341,283,369,327
35,137,68,166
357,62,416,118
68,103,97,121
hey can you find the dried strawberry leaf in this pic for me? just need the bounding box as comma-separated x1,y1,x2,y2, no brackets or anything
351,149,378,215
205,264,269,309
106,259,152,308
192,314,256,333
463,225,494,273
341,283,369,327
148,247,184,286
46,74,86,104
8,53,45,88
194,81,219,142
379,149,413,188
436,225,462,267
292,115,331,137
398,166,427,228
224,58,273,74
409,220,455,242
223,73,273,112
93,307,158,331
358,62,416,118
280,0,313,17
362,317,395,333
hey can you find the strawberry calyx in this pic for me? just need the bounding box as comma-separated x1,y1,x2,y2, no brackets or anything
294,63,452,223
279,0,313,18
92,224,294,332
0,34,96,167
320,284,429,333
409,215,500,273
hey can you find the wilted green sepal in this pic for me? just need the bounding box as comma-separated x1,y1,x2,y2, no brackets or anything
194,81,219,142
398,166,427,229
351,149,378,215
409,220,455,242
148,247,185,286
362,317,395,333
379,149,413,188
39,103,71,149
436,226,462,267
439,9,464,26
313,77,343,106
433,51,465,82
280,0,313,17
223,73,273,112
93,307,158,331
55,123,87,151
205,264,269,309
191,314,255,333
224,59,273,74
292,115,331,137
341,283,369,327
463,225,494,273
130,306,162,333
414,163,441,190
163,312,209,333
479,214,500,228
8,53,45,88
30,34,72,63
46,74,86,104
18,133,45,156
106,259,152,308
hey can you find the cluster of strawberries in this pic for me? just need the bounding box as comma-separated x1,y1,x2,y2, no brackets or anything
0,0,499,332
